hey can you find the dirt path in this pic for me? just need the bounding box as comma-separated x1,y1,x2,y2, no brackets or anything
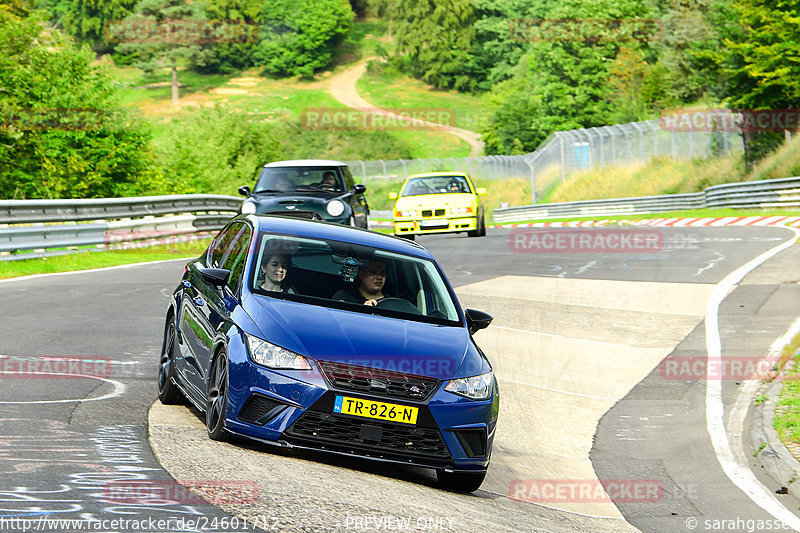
327,58,484,157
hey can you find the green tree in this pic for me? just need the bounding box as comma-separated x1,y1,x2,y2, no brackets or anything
255,0,354,78
0,7,158,199
113,0,205,104
58,0,137,53
192,0,262,74
481,0,653,154
381,0,479,91
715,0,800,167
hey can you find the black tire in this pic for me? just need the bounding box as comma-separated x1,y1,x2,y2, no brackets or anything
436,470,487,492
206,351,229,441
158,320,181,404
468,214,485,237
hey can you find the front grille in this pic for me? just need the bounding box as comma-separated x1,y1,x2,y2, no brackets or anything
285,410,451,462
268,210,322,220
318,361,440,401
421,210,432,217
434,209,445,216
238,394,287,425
453,429,487,457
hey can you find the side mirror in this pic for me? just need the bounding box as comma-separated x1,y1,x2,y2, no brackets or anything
388,192,398,200
465,308,493,334
476,187,486,195
238,186,251,197
198,267,230,288
353,184,367,195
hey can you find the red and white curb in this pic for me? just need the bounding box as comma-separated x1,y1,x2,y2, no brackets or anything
490,216,800,229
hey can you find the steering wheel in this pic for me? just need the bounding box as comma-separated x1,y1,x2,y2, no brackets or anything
375,297,422,315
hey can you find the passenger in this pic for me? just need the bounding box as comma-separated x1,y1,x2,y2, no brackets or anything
275,175,294,192
333,259,388,306
260,254,290,292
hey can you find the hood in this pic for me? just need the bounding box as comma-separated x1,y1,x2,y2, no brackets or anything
251,193,339,213
243,295,486,380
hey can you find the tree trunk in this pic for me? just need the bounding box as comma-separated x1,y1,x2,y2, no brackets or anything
171,57,179,105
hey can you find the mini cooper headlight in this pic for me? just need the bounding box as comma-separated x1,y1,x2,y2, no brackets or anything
245,333,311,370
326,200,345,217
445,371,493,400
450,206,473,215
241,200,257,214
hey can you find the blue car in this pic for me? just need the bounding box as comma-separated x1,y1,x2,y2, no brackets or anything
158,215,498,491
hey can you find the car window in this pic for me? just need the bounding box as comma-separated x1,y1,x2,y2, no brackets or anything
254,167,344,192
400,175,471,196
208,223,245,268
221,225,252,292
250,233,460,325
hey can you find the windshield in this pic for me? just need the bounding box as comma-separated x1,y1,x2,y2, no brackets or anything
250,233,461,325
401,175,471,197
254,166,345,193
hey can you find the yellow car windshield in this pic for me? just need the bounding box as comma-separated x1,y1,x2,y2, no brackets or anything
401,176,471,196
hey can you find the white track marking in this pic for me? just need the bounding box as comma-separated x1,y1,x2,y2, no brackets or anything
496,377,613,400
705,226,800,530
0,372,126,404
0,258,190,284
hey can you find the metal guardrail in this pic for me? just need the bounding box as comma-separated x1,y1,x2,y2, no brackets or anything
0,194,243,224
0,195,242,257
493,177,800,223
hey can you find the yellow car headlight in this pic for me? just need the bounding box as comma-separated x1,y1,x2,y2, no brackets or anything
449,206,474,215
395,209,417,218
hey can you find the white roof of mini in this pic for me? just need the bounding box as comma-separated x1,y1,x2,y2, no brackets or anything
263,159,347,168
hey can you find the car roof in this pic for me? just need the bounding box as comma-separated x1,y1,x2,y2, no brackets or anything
408,171,469,179
243,215,431,258
263,159,347,168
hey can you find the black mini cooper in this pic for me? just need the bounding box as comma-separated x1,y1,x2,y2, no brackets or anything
239,160,370,228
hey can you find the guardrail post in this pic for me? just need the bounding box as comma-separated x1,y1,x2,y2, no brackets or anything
525,158,536,204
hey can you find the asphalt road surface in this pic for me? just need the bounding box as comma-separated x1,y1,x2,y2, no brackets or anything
1,225,799,532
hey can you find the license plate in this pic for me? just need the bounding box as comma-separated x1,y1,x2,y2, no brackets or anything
333,395,418,425
420,218,448,228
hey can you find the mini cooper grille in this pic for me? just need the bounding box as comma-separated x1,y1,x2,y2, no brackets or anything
238,394,287,425
317,361,439,401
286,411,450,460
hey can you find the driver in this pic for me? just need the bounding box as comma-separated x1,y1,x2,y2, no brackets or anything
333,259,388,306
448,179,463,192
321,171,337,187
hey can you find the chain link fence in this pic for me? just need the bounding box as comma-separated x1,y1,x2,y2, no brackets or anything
346,116,744,203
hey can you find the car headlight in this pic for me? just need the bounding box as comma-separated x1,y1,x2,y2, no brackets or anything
326,200,345,217
395,209,417,218
450,207,473,215
241,200,257,214
445,371,493,400
245,333,311,370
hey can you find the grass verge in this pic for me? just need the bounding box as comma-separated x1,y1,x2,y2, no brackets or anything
773,334,800,448
0,240,210,280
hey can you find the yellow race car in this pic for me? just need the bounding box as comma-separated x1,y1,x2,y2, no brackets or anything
390,172,486,240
